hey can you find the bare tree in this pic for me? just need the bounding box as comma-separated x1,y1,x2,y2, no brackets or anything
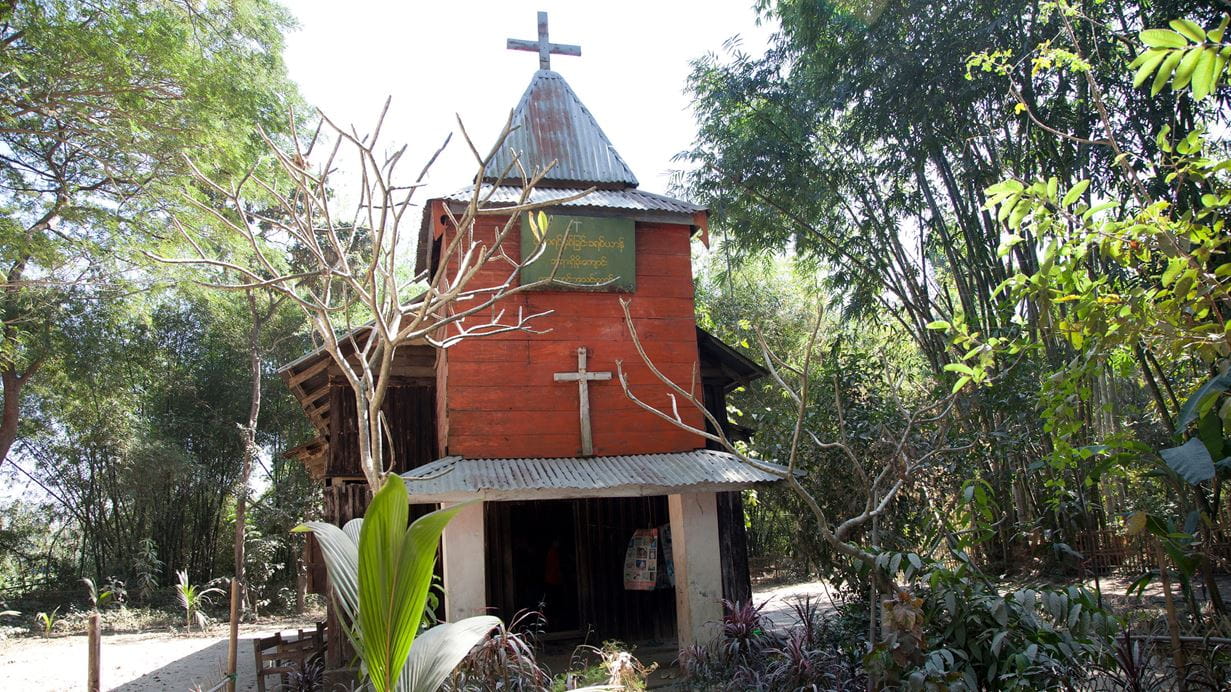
152,99,587,490
614,299,967,594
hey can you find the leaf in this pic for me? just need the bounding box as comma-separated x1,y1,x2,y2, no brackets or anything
1177,371,1231,430
359,477,473,692
1062,180,1090,207
1160,438,1215,485
1125,572,1153,598
1133,49,1168,88
1124,510,1148,536
1153,50,1185,95
1140,29,1188,49
926,320,951,330
1170,19,1206,43
1173,47,1204,90
399,616,500,692
1197,410,1225,460
991,630,1008,656
943,363,975,376
1192,47,1219,100
293,521,360,625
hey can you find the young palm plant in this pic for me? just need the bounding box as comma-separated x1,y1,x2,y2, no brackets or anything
175,570,224,631
294,475,500,692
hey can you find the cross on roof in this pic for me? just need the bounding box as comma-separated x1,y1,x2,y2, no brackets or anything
553,347,611,456
507,11,581,71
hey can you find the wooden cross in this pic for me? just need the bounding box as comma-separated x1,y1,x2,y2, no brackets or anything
554,347,611,456
507,11,581,71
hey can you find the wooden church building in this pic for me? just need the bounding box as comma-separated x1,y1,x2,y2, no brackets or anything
280,13,784,651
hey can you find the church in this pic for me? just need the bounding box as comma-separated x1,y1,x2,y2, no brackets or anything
280,12,785,657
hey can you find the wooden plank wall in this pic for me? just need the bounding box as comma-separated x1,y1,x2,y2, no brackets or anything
716,492,751,605
574,496,677,642
484,496,676,643
438,216,706,458
326,383,437,477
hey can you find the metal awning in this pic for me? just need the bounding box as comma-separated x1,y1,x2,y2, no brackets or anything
400,449,787,502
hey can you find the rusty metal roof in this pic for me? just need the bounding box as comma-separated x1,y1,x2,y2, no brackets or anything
486,70,639,188
441,184,702,214
399,449,786,502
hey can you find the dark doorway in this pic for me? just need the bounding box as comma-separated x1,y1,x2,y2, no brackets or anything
486,500,581,633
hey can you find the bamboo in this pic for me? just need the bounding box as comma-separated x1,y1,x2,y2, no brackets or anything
87,612,100,692
1153,538,1187,683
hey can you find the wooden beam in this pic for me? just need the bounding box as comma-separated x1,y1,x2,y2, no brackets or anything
288,357,331,387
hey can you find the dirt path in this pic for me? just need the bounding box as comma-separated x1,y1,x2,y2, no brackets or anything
0,620,320,691
753,579,839,631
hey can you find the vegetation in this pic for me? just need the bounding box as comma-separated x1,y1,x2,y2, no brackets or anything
296,475,501,692
1,0,1230,689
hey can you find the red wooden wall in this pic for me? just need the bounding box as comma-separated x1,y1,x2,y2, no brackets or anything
434,214,705,458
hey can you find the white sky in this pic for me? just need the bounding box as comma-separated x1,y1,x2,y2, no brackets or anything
283,1,775,200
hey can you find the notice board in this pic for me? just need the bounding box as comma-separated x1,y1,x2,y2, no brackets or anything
520,213,635,291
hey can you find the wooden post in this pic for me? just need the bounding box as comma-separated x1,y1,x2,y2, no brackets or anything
226,578,240,692
87,612,100,692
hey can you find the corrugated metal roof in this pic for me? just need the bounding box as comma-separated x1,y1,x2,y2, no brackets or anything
441,184,703,215
485,70,639,188
400,449,786,502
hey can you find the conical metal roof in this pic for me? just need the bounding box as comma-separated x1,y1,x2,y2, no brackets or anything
485,70,639,189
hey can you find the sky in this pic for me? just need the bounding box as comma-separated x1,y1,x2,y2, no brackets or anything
283,1,775,201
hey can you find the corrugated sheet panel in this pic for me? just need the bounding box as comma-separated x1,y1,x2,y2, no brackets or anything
441,184,703,215
485,70,639,187
400,449,786,502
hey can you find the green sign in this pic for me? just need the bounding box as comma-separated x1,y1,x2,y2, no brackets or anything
519,213,636,292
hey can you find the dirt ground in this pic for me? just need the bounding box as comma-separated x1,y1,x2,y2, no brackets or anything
3,576,1206,691
0,618,321,691
0,583,839,692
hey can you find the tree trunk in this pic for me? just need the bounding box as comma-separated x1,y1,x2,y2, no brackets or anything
227,293,265,692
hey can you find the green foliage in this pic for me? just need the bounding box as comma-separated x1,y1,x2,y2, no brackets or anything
35,606,59,636
130,538,163,605
14,291,312,588
174,569,225,631
1132,17,1231,99
694,255,945,584
909,568,1114,689
295,476,500,692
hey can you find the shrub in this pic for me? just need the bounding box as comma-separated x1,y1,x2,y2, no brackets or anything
874,559,1118,690
679,598,865,690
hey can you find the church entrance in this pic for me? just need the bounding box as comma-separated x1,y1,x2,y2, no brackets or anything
486,500,581,635
484,496,677,643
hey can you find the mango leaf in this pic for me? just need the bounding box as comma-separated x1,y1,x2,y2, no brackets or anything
1170,19,1205,43
1140,29,1187,48
1177,371,1231,430
1160,438,1215,485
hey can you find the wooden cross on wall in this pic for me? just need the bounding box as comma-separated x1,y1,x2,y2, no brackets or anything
554,347,611,456
507,11,581,71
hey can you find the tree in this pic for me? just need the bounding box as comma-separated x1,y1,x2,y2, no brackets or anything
156,103,590,490
958,6,1231,621
681,0,1225,568
0,0,302,469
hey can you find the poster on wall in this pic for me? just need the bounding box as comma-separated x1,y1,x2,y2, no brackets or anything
622,528,658,591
